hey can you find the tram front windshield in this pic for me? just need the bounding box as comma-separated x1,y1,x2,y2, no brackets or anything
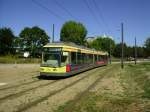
42,48,68,67
42,48,61,67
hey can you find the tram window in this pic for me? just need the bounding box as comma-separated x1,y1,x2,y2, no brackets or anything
101,56,103,60
61,52,69,66
94,55,97,62
97,55,99,61
98,55,101,61
43,53,60,67
77,53,82,64
86,54,89,63
104,55,108,61
78,53,88,64
82,53,86,64
101,55,105,60
61,56,68,66
87,54,92,63
71,52,76,64
86,54,90,63
85,54,89,64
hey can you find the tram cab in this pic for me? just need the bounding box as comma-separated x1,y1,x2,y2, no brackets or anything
40,47,70,76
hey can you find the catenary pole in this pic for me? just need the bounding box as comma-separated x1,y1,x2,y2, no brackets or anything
52,24,55,43
121,23,124,69
109,39,111,64
135,37,137,64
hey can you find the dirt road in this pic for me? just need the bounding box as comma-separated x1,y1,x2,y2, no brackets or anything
0,64,115,112
0,63,150,112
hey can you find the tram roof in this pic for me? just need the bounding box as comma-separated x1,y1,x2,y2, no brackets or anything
44,42,108,55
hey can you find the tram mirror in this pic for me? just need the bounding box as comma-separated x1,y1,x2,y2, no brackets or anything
63,52,68,56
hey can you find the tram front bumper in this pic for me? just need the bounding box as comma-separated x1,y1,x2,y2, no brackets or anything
40,72,69,77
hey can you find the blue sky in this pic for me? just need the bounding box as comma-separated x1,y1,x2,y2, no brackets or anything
1,0,150,46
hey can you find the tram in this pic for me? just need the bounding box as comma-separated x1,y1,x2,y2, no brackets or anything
40,42,108,77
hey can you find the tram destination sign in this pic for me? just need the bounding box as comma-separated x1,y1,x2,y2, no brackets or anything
44,47,62,52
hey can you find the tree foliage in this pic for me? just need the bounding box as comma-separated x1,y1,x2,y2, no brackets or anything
19,26,49,56
113,43,146,58
0,27,15,55
144,37,150,56
60,21,87,45
89,36,115,55
137,47,145,57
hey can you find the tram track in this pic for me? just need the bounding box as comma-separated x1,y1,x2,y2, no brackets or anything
0,65,111,112
0,64,39,89
0,72,39,91
13,66,112,112
0,67,101,102
0,80,58,103
0,78,38,91
63,65,117,112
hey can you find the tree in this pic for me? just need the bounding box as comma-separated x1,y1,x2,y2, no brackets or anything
0,27,15,55
113,43,127,58
126,46,134,58
137,47,145,58
13,36,21,48
12,36,23,54
89,36,115,54
60,21,87,45
19,26,49,57
144,37,150,57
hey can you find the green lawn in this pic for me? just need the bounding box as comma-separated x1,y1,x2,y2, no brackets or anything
55,62,150,112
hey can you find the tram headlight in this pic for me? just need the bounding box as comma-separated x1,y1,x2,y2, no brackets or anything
40,68,44,71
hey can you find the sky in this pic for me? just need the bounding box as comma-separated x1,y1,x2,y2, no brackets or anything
1,0,150,46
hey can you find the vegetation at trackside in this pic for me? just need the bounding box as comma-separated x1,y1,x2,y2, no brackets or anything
0,27,15,55
55,62,150,112
0,55,41,64
0,26,49,58
18,26,49,56
60,21,87,45
88,36,115,54
0,20,150,61
144,38,150,56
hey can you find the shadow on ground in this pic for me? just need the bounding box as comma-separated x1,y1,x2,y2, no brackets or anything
37,75,73,80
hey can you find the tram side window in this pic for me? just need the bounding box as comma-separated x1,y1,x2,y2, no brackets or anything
88,54,93,63
61,55,68,66
85,54,89,64
60,52,69,66
71,52,76,64
82,53,86,64
104,55,108,61
94,55,97,62
101,55,105,61
98,55,102,61
97,55,99,61
85,53,89,64
77,53,83,64
86,54,90,63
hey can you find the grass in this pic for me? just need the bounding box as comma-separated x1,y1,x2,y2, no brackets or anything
55,62,150,112
0,55,41,64
125,62,150,99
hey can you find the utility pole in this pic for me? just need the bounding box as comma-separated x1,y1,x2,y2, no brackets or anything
109,39,111,64
121,23,124,69
135,37,137,65
52,24,55,43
